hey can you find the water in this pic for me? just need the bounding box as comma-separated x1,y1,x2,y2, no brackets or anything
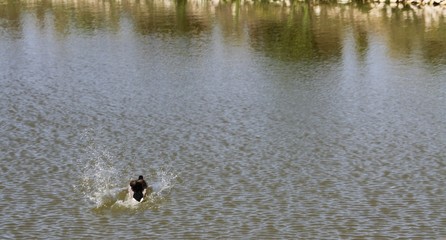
1,0,445,238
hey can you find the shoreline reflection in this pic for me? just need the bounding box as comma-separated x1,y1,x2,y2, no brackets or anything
1,0,445,63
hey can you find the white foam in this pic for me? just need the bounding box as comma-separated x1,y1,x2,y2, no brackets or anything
151,167,178,196
75,130,178,209
75,130,122,207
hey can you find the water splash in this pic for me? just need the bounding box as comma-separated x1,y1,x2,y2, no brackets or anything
79,152,121,205
112,167,179,210
151,167,178,197
75,129,178,211
75,130,122,207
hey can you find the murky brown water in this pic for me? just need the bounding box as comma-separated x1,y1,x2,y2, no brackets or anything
1,0,445,239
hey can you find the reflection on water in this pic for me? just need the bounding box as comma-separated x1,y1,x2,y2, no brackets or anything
1,0,446,62
1,0,445,239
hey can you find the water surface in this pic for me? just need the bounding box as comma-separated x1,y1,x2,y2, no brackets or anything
1,0,445,239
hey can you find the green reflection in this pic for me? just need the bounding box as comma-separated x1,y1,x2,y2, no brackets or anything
247,3,331,61
0,0,22,34
131,0,212,35
1,0,445,63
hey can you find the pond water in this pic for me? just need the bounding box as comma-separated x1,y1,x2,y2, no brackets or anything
1,0,445,238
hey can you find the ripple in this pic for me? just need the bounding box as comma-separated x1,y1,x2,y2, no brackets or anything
1,1,445,239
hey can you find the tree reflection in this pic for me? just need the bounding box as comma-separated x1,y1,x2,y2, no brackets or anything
247,3,320,61
130,0,212,36
0,0,445,63
0,0,22,35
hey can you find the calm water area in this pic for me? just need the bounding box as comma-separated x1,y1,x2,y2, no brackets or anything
1,0,445,238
